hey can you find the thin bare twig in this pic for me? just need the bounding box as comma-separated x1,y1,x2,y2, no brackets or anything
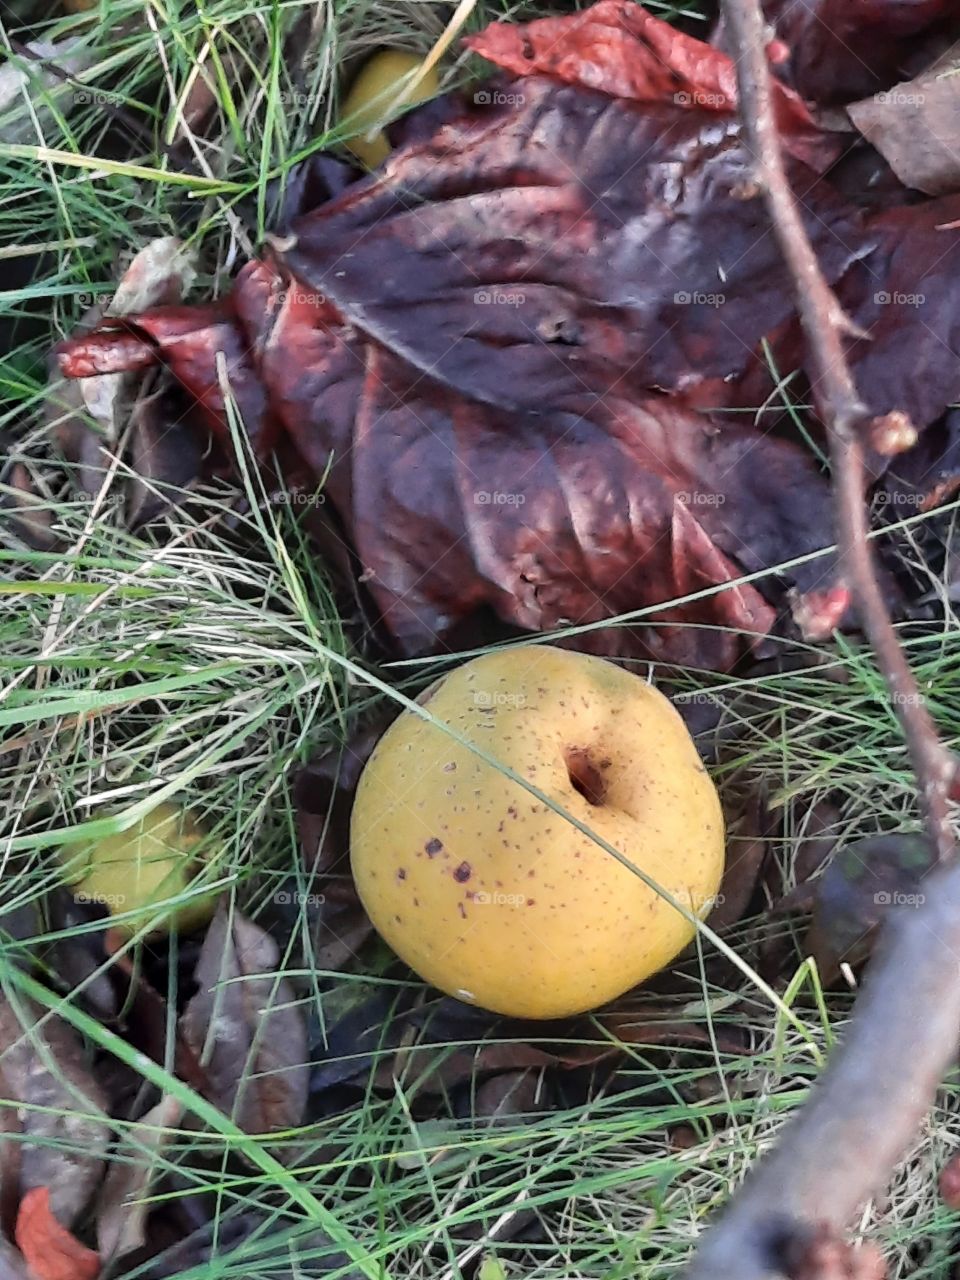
722,1,956,864
684,2,960,1276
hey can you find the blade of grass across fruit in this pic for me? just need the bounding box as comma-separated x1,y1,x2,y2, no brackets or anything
0,965,386,1280
295,642,824,1060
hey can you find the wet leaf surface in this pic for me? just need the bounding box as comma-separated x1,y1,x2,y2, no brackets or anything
0,1236,30,1280
0,40,94,145
466,0,832,166
124,382,203,527
134,1206,268,1279
472,1069,551,1121
839,193,960,427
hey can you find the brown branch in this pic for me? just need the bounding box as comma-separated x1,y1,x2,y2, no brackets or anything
683,2,960,1276
721,0,956,863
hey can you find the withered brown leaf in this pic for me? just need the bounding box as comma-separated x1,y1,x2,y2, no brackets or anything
179,908,308,1139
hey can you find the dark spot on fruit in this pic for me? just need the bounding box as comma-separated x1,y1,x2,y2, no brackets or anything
454,861,471,883
443,762,456,772
458,902,467,919
425,838,443,857
394,914,402,923
527,899,536,906
527,869,536,878
507,805,518,818
397,868,407,881
413,897,420,907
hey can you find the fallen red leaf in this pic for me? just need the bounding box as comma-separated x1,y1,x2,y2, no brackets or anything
465,0,833,168
54,1,960,669
15,1188,99,1280
57,70,851,669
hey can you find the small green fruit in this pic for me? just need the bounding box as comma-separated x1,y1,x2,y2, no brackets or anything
340,50,439,169
60,802,220,937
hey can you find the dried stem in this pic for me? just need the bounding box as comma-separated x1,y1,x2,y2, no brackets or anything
683,2,960,1276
